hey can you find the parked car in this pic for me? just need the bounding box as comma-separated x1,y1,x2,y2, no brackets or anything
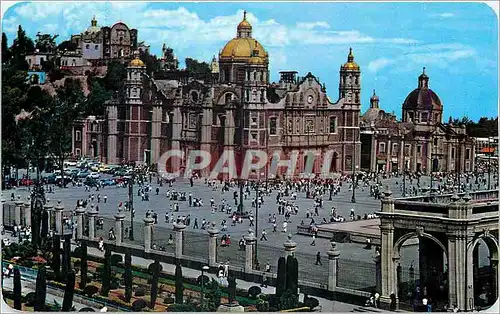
20,178,34,186
45,174,57,184
88,172,100,179
100,179,116,186
84,177,99,187
77,170,90,178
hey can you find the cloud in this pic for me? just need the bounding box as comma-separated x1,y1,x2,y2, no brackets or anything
368,58,394,72
430,12,455,18
296,21,330,29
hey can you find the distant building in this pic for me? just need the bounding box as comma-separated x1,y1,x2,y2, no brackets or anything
360,68,475,174
70,16,138,63
474,136,498,157
25,50,54,71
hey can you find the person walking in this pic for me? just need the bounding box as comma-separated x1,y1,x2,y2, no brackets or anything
260,229,268,241
310,234,316,246
193,218,199,229
249,215,254,226
315,252,322,265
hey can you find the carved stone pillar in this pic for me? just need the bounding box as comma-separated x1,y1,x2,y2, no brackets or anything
75,205,86,240
53,201,64,235
173,222,186,259
244,229,257,272
87,210,98,240
144,217,155,253
380,223,396,308
283,234,297,257
381,187,394,213
14,200,23,226
326,241,340,291
23,199,31,227
207,223,219,267
114,212,126,246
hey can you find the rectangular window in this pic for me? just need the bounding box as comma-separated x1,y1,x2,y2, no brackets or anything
305,119,314,133
421,112,428,122
466,149,471,160
417,145,422,155
75,148,81,156
451,148,455,159
392,143,398,155
405,144,411,156
329,116,337,133
75,130,81,142
408,112,414,122
269,117,277,135
288,119,293,133
296,118,300,134
379,142,386,154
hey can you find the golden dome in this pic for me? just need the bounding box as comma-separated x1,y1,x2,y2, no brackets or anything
342,47,360,71
237,10,252,30
248,56,264,64
129,57,145,67
219,38,268,62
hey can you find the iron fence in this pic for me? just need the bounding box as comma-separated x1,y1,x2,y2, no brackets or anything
2,203,15,227
182,231,208,260
337,257,377,292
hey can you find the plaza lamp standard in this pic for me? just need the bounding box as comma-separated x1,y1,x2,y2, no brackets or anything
488,135,492,190
200,265,209,309
351,128,357,204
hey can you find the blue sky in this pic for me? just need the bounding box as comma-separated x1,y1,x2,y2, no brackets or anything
2,1,498,121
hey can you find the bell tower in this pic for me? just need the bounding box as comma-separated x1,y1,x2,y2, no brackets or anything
339,48,361,105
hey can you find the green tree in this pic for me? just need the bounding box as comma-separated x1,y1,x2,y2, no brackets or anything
13,267,22,310
149,261,161,309
139,49,161,75
80,241,88,289
34,266,47,311
175,263,184,304
10,25,34,70
35,32,58,53
57,40,78,52
85,79,111,116
51,235,61,278
185,57,210,74
101,246,111,297
276,256,286,298
46,78,85,187
104,60,126,92
124,249,132,302
278,290,299,310
206,279,222,310
62,270,76,311
2,32,11,64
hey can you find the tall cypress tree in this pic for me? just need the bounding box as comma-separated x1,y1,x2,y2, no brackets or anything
149,261,160,309
2,32,11,64
34,266,47,311
41,210,48,239
13,267,22,310
62,270,75,311
276,257,286,298
124,249,132,302
51,235,61,278
80,241,88,289
101,245,111,297
175,263,184,304
62,235,71,275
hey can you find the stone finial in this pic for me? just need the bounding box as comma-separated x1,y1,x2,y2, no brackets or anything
462,191,471,203
450,192,460,203
248,229,255,236
287,233,293,241
330,241,337,250
46,198,51,204
211,222,216,228
17,195,21,201
383,186,392,198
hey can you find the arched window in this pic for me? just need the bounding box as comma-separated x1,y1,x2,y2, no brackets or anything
72,59,76,66
119,49,124,57
225,93,232,104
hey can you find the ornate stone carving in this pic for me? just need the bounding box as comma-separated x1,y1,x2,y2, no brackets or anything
416,226,424,238
483,228,490,238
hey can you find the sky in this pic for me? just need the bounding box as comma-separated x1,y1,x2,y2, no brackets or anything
2,1,498,121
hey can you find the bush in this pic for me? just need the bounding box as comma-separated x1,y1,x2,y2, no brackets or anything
256,300,269,312
83,285,99,297
25,292,36,306
164,297,175,304
132,299,147,311
304,297,319,309
110,254,123,266
238,299,250,307
248,286,262,299
135,287,146,297
110,281,119,290
167,304,198,312
148,262,163,274
73,247,82,258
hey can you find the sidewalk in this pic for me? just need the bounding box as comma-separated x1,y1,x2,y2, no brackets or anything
82,245,357,312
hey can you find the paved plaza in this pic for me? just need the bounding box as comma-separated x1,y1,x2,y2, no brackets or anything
2,172,496,290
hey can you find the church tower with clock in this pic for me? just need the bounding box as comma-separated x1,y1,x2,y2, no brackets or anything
339,48,361,105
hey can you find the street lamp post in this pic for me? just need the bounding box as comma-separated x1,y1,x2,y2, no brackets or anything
488,136,492,190
351,130,357,203
254,183,259,264
128,173,135,241
200,265,209,309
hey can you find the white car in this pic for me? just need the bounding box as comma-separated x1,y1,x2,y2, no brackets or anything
88,172,101,179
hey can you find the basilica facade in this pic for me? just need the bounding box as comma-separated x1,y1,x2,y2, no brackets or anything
72,12,362,178
359,69,475,174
